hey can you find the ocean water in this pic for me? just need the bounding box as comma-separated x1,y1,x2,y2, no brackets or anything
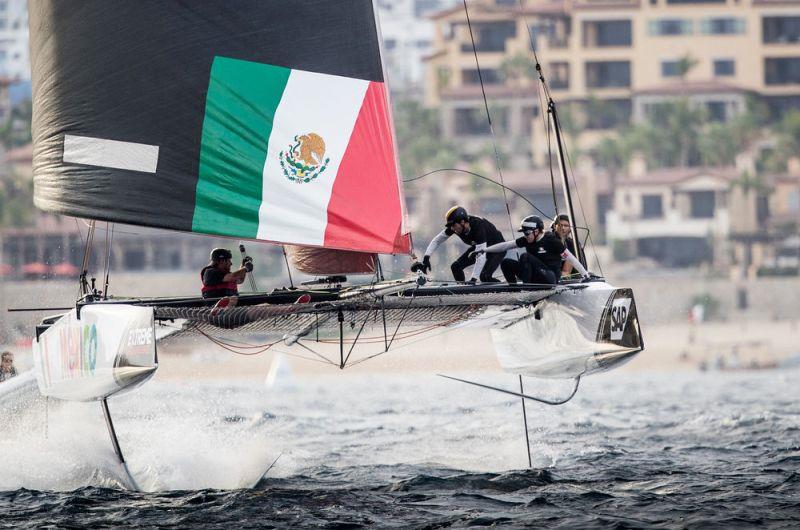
1,367,798,528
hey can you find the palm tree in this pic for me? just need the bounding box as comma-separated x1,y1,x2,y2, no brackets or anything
676,53,699,82
498,53,537,88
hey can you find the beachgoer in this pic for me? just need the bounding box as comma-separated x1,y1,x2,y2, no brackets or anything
0,351,18,382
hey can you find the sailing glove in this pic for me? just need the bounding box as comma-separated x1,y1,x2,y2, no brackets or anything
242,256,254,272
412,255,431,274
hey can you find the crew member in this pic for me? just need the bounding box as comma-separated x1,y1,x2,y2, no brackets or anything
551,213,585,276
201,248,251,306
479,215,588,285
412,206,504,283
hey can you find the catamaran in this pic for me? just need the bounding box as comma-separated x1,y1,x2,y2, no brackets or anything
25,0,643,481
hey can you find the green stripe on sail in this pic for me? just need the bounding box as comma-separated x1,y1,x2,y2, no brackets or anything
193,57,291,237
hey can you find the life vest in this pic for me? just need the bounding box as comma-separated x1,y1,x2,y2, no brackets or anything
200,265,239,297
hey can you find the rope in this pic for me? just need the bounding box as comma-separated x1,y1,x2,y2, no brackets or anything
461,0,515,238
189,323,282,356
512,0,600,272
404,168,550,218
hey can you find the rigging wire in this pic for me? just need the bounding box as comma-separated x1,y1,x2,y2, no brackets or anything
404,168,550,218
559,124,606,277
102,223,115,299
512,0,601,271
461,0,515,237
404,169,591,245
519,4,560,217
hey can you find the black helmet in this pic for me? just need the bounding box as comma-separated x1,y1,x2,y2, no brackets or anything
445,206,468,227
518,215,543,232
210,248,233,262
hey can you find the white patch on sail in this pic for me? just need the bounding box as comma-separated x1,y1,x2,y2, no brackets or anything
62,135,159,173
257,70,368,246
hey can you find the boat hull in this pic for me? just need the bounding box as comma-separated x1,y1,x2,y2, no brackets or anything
490,281,644,379
32,304,158,401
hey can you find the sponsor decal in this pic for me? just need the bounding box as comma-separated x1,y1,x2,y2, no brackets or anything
40,322,98,386
127,326,153,347
610,297,632,341
279,132,330,183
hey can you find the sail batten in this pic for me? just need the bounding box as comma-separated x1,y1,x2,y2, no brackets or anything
30,0,410,254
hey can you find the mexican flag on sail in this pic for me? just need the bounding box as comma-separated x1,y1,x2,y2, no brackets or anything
194,57,409,254
29,1,410,256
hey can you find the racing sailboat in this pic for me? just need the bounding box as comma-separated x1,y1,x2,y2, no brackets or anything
28,0,643,474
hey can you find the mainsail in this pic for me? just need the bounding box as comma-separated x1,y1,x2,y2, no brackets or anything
29,0,410,254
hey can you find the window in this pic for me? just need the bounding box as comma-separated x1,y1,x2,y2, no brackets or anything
455,108,488,136
706,101,727,122
414,0,441,17
689,191,715,219
530,192,558,219
461,22,516,52
520,106,538,135
583,20,632,47
765,57,800,85
585,99,632,130
585,61,631,88
462,68,501,85
549,61,569,89
154,251,181,270
757,193,770,224
642,195,664,219
661,60,680,77
649,19,693,36
597,193,612,227
763,16,800,44
714,59,735,76
124,249,146,270
700,18,745,35
490,106,510,135
480,197,508,215
788,190,800,213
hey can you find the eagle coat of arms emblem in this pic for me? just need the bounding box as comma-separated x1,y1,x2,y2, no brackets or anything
279,133,330,183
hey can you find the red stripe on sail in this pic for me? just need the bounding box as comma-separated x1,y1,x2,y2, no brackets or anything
324,81,410,254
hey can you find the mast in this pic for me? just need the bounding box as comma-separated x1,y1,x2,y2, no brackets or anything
548,99,584,267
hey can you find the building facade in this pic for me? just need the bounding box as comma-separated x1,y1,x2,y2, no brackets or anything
0,0,28,81
377,0,461,96
425,0,800,160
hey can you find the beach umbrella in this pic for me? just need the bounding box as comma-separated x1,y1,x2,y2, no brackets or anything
51,261,80,277
22,262,50,277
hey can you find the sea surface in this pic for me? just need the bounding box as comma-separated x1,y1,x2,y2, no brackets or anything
1,367,798,528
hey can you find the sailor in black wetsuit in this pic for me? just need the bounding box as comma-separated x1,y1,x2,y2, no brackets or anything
200,248,251,306
479,215,588,285
412,206,504,283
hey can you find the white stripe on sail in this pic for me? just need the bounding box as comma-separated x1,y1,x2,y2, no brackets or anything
257,70,369,246
62,135,159,173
